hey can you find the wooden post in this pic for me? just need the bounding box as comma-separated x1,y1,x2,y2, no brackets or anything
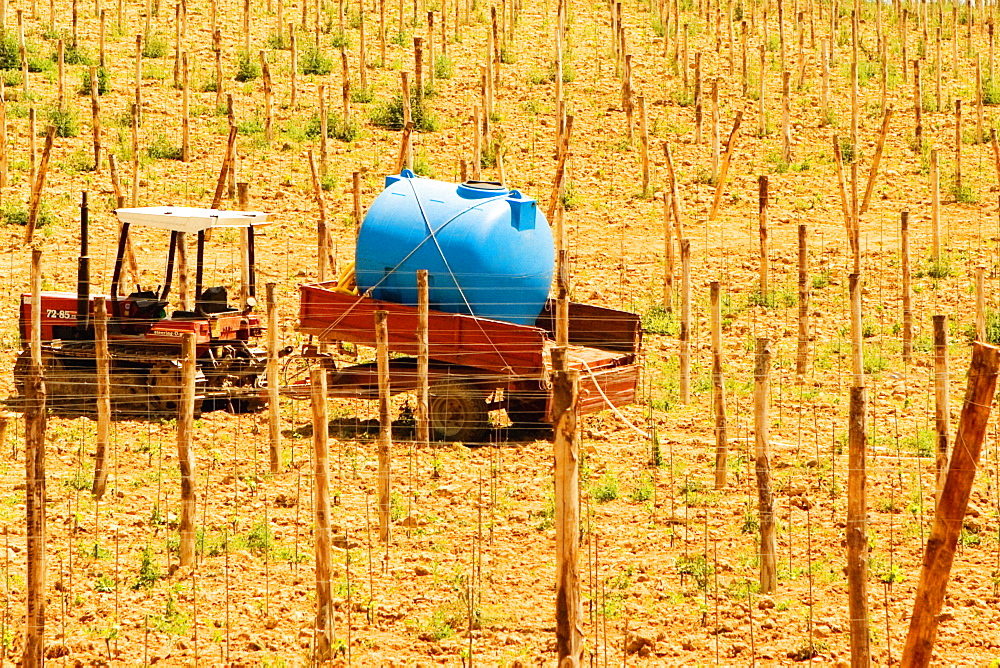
308,151,329,282
663,192,674,311
914,59,922,150
214,29,224,109
176,332,197,567
709,110,743,220
796,224,809,376
401,72,412,170
556,248,569,347
639,95,649,194
679,238,691,404
860,106,893,216
375,310,391,543
933,315,950,500
24,126,55,245
821,39,830,123
23,246,46,667
711,281,728,489
758,42,765,136
901,342,1000,666
261,51,273,143
977,56,984,144
901,211,913,363
266,283,281,474
956,99,964,201
758,175,769,299
414,37,424,105
181,51,190,161
237,183,251,308
930,149,940,261
781,70,791,162
92,300,111,498
318,85,328,176
416,270,429,447
552,346,582,664
754,337,776,593
847,273,870,668
57,39,64,110
130,102,139,207
976,266,986,342
89,66,101,173
710,78,719,181
310,368,334,662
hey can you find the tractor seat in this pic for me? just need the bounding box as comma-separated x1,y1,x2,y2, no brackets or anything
124,291,168,322
196,286,239,314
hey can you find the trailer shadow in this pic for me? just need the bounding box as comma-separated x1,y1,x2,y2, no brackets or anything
290,417,553,446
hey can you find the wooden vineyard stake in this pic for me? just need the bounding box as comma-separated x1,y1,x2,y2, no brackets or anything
57,39,64,110
933,315,950,501
900,342,1000,666
92,299,111,498
552,346,582,664
859,105,893,216
414,37,424,106
663,191,674,311
977,56,984,144
546,115,573,223
679,238,691,404
639,95,649,195
416,270,429,448
310,368,334,662
556,248,569,347
754,337,776,593
708,110,743,220
758,175,768,298
693,52,701,144
796,224,809,376
821,39,830,124
24,126,55,245
847,273,870,668
781,70,791,163
757,42,765,136
23,246,46,667
976,266,986,342
261,51,273,143
930,149,940,261
710,79,719,181
177,332,197,567
913,59,922,151
375,310,392,543
90,66,101,173
318,85,328,176
352,171,362,230
130,102,139,206
711,281,728,489
400,72,412,170
901,211,913,364
663,143,684,241
308,150,330,282
0,81,6,189
266,283,281,474
955,100,963,199
210,126,238,209
181,51,190,161
214,29,224,110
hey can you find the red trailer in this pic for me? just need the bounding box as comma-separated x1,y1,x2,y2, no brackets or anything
297,280,643,441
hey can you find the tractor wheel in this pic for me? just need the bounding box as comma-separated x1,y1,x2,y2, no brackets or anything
429,381,489,443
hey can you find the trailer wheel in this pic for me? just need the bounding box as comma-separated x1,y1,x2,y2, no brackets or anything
506,394,550,425
429,382,488,443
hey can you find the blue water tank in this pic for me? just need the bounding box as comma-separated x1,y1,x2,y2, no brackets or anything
355,171,555,326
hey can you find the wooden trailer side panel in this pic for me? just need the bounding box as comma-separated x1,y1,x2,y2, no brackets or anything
298,282,549,378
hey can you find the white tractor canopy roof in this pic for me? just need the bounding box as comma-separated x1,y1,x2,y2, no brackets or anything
115,206,270,233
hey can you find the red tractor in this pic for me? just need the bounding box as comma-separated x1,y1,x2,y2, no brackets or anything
15,196,273,414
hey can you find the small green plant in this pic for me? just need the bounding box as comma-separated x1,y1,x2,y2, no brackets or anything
839,136,856,163
641,304,678,336
350,86,374,103
672,87,694,107
2,200,55,228
984,77,1000,105
93,573,116,593
629,474,653,502
952,181,978,203
145,133,183,160
369,93,439,132
434,54,454,79
811,267,832,290
675,554,713,590
299,45,333,75
47,106,80,137
131,546,161,590
924,253,953,279
266,30,291,50
151,588,190,635
591,471,619,503
0,33,20,70
60,42,93,66
244,521,274,556
902,428,935,458
233,49,260,81
79,65,110,95
142,33,169,59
